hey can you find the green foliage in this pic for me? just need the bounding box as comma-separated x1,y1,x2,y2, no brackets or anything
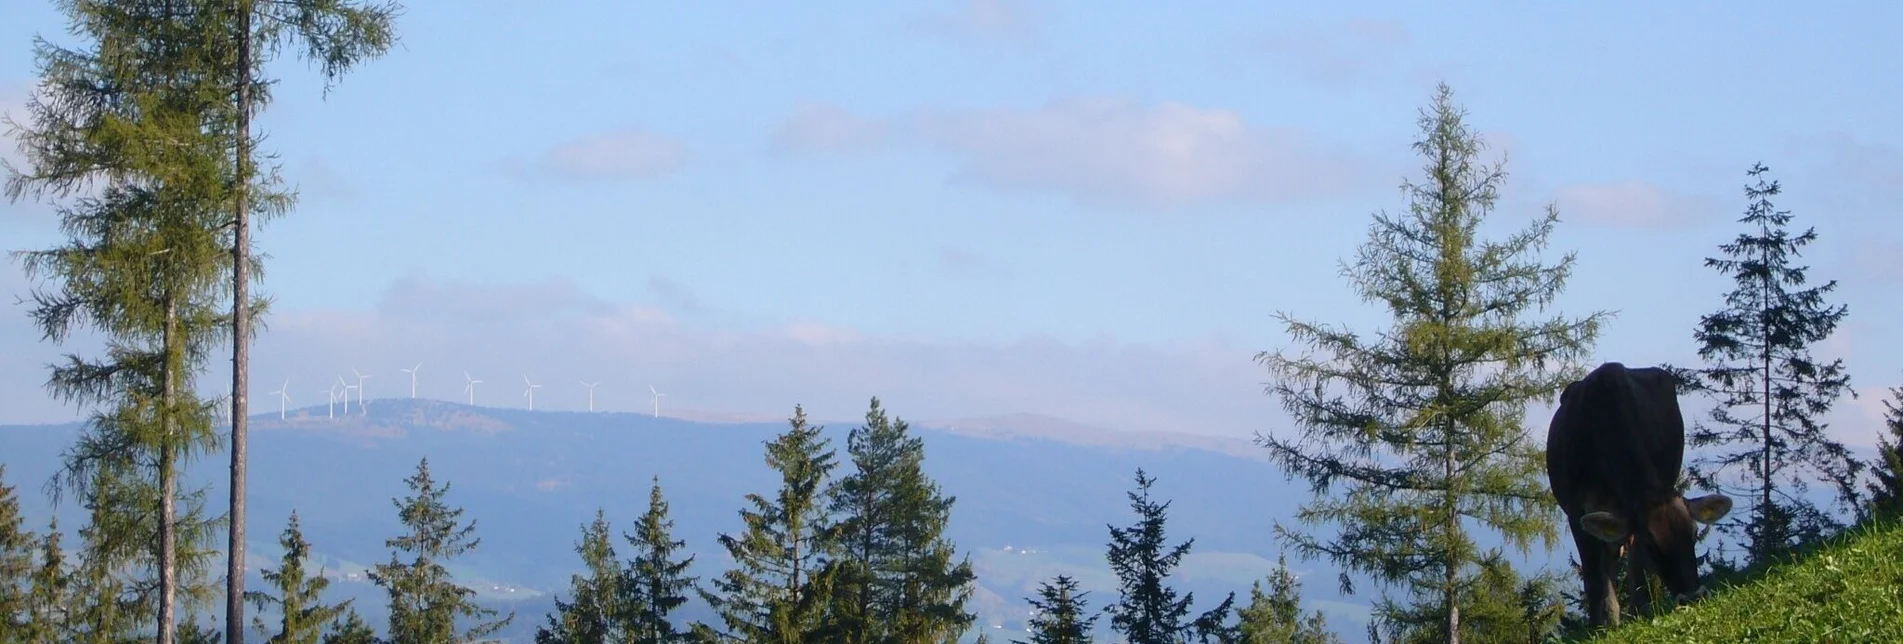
699,405,840,643
0,466,33,640
1234,555,1339,644
1680,162,1863,566
1253,83,1603,644
320,610,380,644
368,458,511,644
1103,469,1232,644
21,519,70,642
624,478,699,643
1586,518,1903,643
246,512,354,644
536,510,624,643
1866,383,1903,520
1373,553,1563,644
1015,575,1098,644
824,397,977,644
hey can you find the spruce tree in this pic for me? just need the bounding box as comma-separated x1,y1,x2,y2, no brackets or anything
0,466,32,639
1372,554,1563,644
624,478,699,643
1253,83,1603,644
825,397,977,644
7,3,241,640
1234,556,1338,644
1015,575,1097,644
1103,469,1230,644
22,519,71,643
246,512,354,644
1867,382,1903,519
537,510,624,644
321,610,379,644
1682,162,1863,563
698,405,839,643
369,458,511,643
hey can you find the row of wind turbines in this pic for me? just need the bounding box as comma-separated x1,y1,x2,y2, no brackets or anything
264,363,669,420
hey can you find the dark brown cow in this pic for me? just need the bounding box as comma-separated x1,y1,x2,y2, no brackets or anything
1545,361,1733,628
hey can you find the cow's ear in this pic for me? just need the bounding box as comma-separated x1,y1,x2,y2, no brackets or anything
1579,512,1629,543
1685,494,1733,524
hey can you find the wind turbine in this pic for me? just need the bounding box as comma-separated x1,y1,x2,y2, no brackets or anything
649,384,667,418
463,371,482,405
336,375,351,414
324,383,339,419
352,368,373,412
580,381,600,412
523,375,542,411
400,363,421,398
270,379,290,420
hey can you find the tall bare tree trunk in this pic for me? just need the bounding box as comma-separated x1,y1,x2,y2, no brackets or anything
161,297,179,644
1444,440,1460,644
226,3,254,641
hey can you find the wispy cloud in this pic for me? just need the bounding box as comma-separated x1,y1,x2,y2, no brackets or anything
1552,181,1724,228
1258,18,1414,87
291,155,355,203
771,102,889,155
507,128,693,183
912,96,1386,209
914,0,1044,48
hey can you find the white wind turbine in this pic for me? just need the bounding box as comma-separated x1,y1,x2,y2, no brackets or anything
400,363,421,398
463,372,482,405
352,368,373,413
580,381,600,412
523,375,542,411
324,383,339,419
336,375,352,414
649,384,667,418
270,379,291,420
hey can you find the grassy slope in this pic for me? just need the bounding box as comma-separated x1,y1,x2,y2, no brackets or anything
1590,518,1903,643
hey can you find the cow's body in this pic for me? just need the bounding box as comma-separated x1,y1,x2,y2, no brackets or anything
1546,362,1732,628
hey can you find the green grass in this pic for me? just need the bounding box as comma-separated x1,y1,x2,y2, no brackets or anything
1588,517,1903,643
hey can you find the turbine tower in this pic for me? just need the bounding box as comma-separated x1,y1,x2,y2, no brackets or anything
336,375,351,414
324,384,339,419
352,368,373,413
523,375,542,411
270,379,290,420
463,371,482,406
400,363,421,398
581,381,599,412
649,384,667,418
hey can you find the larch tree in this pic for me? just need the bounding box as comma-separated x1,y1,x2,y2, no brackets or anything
698,405,839,644
1015,575,1098,644
210,2,401,636
0,466,32,639
1252,83,1604,644
245,511,355,644
1867,382,1903,519
537,510,624,644
1102,469,1233,644
1234,555,1339,644
824,397,976,644
6,1,241,640
1681,162,1863,564
369,458,512,643
624,477,699,644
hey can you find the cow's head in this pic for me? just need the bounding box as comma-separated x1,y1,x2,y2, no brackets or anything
1579,492,1732,601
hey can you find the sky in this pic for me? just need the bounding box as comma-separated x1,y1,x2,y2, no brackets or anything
2,0,1900,448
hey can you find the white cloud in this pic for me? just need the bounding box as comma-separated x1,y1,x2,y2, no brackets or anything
912,96,1384,209
915,0,1043,48
771,102,888,155
529,128,692,182
1259,18,1413,87
1552,181,1721,228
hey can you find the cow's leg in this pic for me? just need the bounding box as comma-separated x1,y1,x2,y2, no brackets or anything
1573,525,1621,629
1624,537,1654,620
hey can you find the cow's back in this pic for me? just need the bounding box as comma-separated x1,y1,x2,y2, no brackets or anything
1547,362,1684,519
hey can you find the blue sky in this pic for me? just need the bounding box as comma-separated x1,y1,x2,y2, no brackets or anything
2,0,1900,445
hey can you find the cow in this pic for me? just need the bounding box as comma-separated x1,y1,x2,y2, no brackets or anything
1545,361,1733,628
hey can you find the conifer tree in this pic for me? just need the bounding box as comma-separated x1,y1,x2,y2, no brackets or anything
1681,162,1863,563
7,3,241,641
1371,554,1563,644
537,510,624,643
22,519,71,643
1253,83,1603,644
624,478,699,643
321,610,379,644
825,397,977,644
1103,469,1231,644
246,512,354,644
1234,556,1338,644
1867,382,1903,519
1015,575,1097,644
0,466,32,639
699,405,839,643
369,458,511,643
